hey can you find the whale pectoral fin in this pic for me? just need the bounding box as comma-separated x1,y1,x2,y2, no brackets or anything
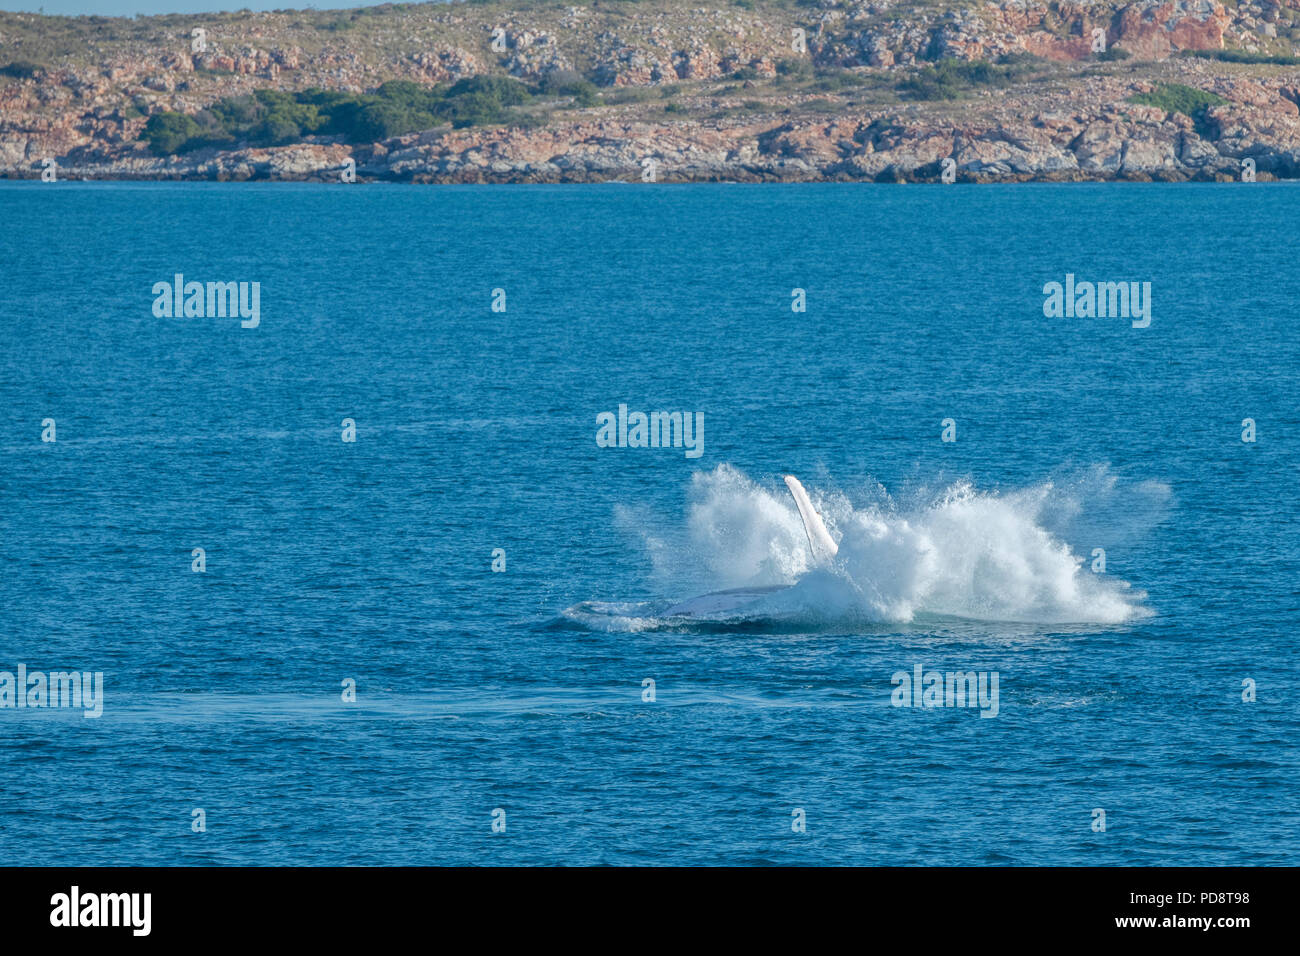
784,475,839,564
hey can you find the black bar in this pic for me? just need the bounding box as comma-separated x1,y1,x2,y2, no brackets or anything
0,866,1280,941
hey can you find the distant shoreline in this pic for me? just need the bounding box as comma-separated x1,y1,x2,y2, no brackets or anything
0,169,1283,183
5,2,1300,185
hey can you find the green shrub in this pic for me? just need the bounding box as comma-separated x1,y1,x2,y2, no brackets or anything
899,59,1010,100
139,76,538,154
995,52,1048,71
812,69,870,92
1127,83,1228,116
896,56,1048,100
444,75,530,107
540,70,599,106
1182,49,1300,66
353,101,426,139
437,90,504,127
0,60,44,79
775,57,813,79
598,86,660,105
372,80,438,111
210,94,264,128
141,112,204,154
258,116,303,146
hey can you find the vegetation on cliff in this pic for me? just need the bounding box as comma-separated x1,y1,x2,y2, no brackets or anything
4,1,1300,181
0,60,45,78
140,48,1062,156
897,55,1049,101
1182,49,1300,67
1127,82,1228,116
141,75,536,154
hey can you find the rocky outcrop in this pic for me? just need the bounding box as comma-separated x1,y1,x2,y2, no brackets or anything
592,45,679,86
822,2,1232,67
502,30,572,80
408,47,480,84
19,80,1300,184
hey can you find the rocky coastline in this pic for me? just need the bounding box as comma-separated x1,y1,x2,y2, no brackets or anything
4,0,1300,183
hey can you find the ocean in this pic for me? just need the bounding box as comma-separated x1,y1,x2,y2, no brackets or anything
1,181,1296,865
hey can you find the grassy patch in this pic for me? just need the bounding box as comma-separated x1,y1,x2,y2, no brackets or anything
598,85,663,106
1127,82,1228,115
1181,49,1300,66
897,56,1045,101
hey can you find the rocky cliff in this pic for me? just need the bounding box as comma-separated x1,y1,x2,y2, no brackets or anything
5,0,1300,182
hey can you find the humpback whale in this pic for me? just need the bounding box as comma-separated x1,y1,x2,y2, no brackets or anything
663,475,837,619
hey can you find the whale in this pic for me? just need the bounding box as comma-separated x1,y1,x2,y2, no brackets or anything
663,475,837,618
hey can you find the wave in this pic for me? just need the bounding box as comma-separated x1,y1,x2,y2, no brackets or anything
565,464,1169,630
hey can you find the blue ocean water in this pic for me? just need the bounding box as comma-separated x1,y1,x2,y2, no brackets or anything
0,181,1296,865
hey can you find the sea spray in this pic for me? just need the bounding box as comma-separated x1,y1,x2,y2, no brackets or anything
593,464,1168,628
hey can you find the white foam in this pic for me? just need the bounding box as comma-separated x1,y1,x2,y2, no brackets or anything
607,464,1169,627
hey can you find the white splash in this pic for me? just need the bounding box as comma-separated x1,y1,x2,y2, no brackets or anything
592,464,1169,628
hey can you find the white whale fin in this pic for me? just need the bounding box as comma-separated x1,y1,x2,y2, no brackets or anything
784,475,839,565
